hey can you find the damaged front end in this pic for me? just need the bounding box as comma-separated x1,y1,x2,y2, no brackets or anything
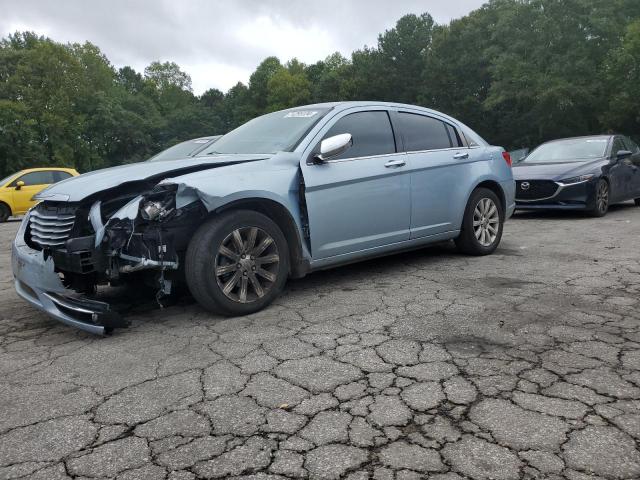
15,184,207,334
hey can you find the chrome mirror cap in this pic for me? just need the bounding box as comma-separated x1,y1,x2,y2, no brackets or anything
315,133,353,162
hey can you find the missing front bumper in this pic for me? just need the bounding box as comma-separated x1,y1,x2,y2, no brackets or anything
13,213,129,335
14,280,129,335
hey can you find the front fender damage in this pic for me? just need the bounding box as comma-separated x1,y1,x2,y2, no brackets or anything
24,159,273,334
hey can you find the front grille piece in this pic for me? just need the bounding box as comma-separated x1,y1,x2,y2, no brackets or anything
516,180,560,201
28,210,76,248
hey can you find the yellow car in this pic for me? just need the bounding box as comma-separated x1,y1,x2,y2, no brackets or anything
0,167,79,222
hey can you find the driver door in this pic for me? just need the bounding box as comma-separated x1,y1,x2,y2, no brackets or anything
301,109,411,260
10,171,55,214
609,137,634,202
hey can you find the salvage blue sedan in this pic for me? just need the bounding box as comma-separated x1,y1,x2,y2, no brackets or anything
12,102,515,334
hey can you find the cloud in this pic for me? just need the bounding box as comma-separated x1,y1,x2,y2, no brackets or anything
0,0,485,94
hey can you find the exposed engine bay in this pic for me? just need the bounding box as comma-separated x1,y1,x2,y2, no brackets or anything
27,185,204,300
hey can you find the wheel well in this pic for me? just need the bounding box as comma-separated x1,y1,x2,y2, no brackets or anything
475,181,506,214
214,198,309,278
0,201,11,215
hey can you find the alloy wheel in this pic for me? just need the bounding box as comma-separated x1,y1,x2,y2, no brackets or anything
215,226,280,303
473,198,500,247
596,181,609,213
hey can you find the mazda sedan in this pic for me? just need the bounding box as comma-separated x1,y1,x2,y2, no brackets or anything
513,135,640,216
12,102,515,334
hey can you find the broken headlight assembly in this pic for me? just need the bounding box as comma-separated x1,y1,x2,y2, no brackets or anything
140,196,175,221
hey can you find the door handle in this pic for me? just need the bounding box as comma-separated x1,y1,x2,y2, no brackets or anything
453,152,469,160
385,159,406,168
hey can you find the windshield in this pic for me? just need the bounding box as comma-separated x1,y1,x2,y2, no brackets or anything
0,173,18,186
198,108,330,155
149,137,219,162
524,138,609,163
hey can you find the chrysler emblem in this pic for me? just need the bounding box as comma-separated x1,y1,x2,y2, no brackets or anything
520,182,530,191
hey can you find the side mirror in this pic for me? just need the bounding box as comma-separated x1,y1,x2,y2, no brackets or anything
616,150,633,161
313,133,353,163
15,180,25,191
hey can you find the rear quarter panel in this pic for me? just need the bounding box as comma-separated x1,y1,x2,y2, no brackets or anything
414,145,514,235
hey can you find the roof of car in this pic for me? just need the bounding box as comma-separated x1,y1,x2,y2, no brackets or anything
291,101,447,113
18,167,78,173
288,101,469,129
188,136,220,142
543,135,613,144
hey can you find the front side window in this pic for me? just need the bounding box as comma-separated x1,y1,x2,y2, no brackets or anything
399,113,453,152
322,111,396,160
623,137,639,153
11,171,56,186
612,138,626,157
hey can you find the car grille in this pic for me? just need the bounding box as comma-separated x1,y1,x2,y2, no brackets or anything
516,180,559,201
28,205,76,248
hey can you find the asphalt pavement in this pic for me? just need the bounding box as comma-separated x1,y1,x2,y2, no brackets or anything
1,204,639,479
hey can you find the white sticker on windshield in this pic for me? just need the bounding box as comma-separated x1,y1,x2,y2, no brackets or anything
285,110,318,118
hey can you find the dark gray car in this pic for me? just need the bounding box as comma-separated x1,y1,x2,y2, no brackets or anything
513,135,640,216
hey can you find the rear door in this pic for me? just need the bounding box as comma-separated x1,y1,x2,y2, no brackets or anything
301,108,411,259
396,111,480,238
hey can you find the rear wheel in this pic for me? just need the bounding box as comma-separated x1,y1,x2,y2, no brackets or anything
588,179,609,217
185,210,289,316
0,203,10,223
455,188,504,256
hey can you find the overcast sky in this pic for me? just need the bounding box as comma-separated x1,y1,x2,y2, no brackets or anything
1,0,486,95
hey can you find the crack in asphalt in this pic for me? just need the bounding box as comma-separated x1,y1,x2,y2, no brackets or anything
0,206,639,479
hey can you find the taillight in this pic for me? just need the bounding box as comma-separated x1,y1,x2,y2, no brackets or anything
502,151,512,167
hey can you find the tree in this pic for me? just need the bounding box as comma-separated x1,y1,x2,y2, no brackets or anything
266,68,311,111
248,56,283,114
603,19,640,137
2,0,640,177
144,61,192,92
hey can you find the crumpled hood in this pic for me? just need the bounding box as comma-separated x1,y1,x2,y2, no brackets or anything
35,154,270,202
512,159,604,180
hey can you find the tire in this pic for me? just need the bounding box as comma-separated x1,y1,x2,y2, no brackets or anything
455,188,504,256
0,203,10,223
634,198,640,207
588,179,609,217
185,210,290,316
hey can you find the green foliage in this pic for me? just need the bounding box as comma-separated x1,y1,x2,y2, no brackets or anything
0,0,638,178
144,61,192,92
603,19,640,136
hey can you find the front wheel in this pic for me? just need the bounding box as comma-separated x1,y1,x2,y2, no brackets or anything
588,179,609,217
185,210,290,316
455,188,504,256
0,203,10,223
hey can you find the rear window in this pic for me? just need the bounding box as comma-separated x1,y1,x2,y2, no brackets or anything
399,113,452,151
